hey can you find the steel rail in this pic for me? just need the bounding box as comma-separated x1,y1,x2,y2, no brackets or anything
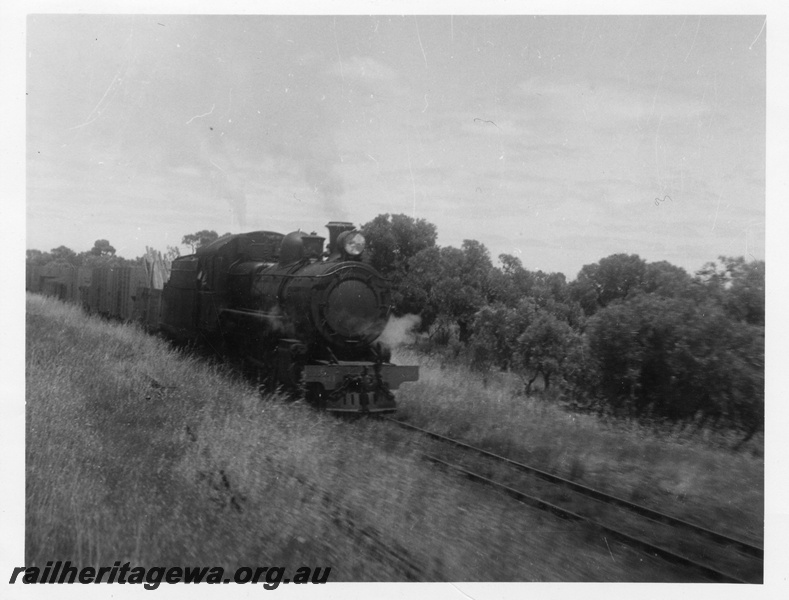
423,454,750,584
387,417,763,560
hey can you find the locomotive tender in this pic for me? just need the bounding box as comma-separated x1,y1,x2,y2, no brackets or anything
160,221,419,413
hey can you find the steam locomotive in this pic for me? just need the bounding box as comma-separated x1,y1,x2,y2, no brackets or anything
160,221,419,413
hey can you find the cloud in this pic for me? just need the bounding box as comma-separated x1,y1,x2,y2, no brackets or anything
515,75,711,131
336,55,399,82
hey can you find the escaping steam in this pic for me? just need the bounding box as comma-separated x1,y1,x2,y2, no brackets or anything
260,306,295,337
376,314,422,350
303,138,348,221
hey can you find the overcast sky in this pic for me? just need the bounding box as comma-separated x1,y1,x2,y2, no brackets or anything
25,12,766,278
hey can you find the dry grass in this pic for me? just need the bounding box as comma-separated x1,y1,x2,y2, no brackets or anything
392,348,764,545
26,294,741,582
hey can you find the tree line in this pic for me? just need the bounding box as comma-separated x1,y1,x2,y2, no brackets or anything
27,219,764,440
25,230,230,270
26,239,131,269
359,214,764,443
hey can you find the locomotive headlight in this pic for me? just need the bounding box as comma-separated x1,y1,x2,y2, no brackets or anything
342,232,366,256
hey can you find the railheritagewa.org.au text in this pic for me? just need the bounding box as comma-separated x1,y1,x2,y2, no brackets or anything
10,561,331,590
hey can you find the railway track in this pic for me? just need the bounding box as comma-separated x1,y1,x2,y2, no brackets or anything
386,417,763,584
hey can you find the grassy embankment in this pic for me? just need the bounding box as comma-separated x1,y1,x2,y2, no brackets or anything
25,293,758,581
393,348,764,546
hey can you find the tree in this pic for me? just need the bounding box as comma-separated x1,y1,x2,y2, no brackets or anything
26,249,52,266
642,261,695,298
78,252,130,269
449,241,496,341
489,254,534,306
469,300,536,374
182,230,225,253
431,269,483,343
399,241,496,343
585,293,764,437
393,245,442,328
696,256,765,326
48,245,79,266
459,239,495,301
360,214,437,277
469,299,583,395
726,259,765,326
89,239,116,256
513,310,579,394
569,253,648,316
164,245,181,262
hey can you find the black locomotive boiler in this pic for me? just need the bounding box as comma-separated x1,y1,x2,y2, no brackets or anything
160,221,419,413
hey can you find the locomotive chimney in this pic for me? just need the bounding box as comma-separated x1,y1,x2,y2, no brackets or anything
325,221,355,255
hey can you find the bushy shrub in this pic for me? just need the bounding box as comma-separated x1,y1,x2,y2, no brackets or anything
585,293,763,435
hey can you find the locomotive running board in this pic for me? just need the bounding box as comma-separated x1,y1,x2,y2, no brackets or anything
303,362,419,390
